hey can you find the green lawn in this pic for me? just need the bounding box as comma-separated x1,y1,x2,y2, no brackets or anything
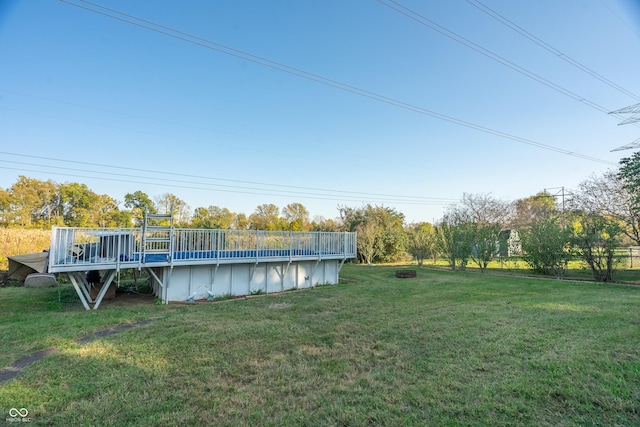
1,265,639,426
416,255,640,284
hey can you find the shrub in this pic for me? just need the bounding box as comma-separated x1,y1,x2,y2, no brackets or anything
520,218,572,278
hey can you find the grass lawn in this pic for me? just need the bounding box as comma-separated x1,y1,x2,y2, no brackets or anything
1,265,639,426
419,255,640,284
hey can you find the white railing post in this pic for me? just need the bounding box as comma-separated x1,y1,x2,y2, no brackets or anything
48,227,357,274
344,231,348,259
256,230,260,263
49,226,57,272
217,229,222,262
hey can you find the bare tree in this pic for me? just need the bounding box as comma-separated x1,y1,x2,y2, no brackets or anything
460,193,512,225
452,194,513,272
570,170,640,244
356,221,383,266
154,193,191,226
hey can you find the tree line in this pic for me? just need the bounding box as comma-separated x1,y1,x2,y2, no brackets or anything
402,152,640,282
0,177,330,231
2,152,640,281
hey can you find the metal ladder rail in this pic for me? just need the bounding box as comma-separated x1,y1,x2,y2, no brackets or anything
142,212,174,266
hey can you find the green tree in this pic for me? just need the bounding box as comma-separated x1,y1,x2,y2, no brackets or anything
111,210,133,228
124,191,156,226
233,213,250,230
571,213,624,282
512,191,557,230
618,151,640,205
192,207,213,229
192,205,236,229
311,216,342,232
5,176,59,228
282,202,310,231
95,194,123,227
468,221,504,272
0,188,10,226
59,182,101,227
249,204,284,230
339,204,406,263
406,222,437,267
520,217,572,278
30,177,60,227
436,214,472,270
6,176,39,227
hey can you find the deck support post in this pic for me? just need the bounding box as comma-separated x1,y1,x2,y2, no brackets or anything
145,267,165,303
209,264,219,294
274,261,292,292
71,271,93,303
164,267,171,304
249,263,258,282
310,258,322,284
93,270,116,310
68,272,90,311
338,258,347,272
68,270,116,310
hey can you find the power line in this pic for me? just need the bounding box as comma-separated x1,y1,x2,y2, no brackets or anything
464,0,640,101
376,0,634,122
0,151,456,204
0,99,442,172
58,0,615,166
0,165,453,206
598,0,640,41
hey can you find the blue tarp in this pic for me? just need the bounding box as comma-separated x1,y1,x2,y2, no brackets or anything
143,249,330,263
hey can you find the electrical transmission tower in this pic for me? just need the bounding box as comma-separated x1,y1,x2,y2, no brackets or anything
610,103,640,125
610,103,640,151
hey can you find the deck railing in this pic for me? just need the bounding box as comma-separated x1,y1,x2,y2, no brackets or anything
48,226,357,272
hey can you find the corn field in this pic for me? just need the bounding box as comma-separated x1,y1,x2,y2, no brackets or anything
0,228,51,270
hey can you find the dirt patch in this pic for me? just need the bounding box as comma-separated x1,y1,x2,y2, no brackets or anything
106,291,156,307
0,318,157,384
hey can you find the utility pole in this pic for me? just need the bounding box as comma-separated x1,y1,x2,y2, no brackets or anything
544,186,571,227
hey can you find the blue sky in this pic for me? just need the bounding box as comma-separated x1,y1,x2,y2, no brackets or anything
1,0,640,224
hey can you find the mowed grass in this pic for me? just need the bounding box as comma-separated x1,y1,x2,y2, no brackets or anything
1,265,639,426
